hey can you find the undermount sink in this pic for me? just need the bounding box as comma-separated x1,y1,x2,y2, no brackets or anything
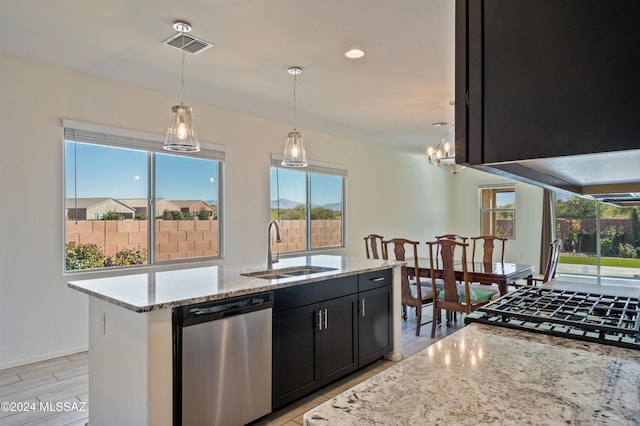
242,266,338,280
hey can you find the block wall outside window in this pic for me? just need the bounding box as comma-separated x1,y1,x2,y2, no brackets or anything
63,121,224,272
270,158,347,254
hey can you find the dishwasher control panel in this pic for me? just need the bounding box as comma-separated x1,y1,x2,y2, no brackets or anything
176,291,274,326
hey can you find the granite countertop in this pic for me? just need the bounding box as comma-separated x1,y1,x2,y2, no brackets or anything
68,255,400,312
303,323,640,425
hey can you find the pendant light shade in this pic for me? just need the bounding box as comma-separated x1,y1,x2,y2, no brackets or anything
282,130,307,167
164,20,200,152
282,66,308,167
165,104,199,152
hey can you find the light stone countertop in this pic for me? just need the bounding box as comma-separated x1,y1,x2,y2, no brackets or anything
68,255,400,312
303,323,640,425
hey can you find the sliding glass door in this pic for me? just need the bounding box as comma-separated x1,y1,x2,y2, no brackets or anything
555,192,640,279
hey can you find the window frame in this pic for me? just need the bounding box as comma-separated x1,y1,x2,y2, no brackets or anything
270,155,347,254
478,184,516,239
62,119,225,273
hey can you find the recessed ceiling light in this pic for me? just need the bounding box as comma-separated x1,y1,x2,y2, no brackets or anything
344,48,365,59
432,121,448,127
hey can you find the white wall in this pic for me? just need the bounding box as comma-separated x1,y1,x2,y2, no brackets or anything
0,53,545,368
1,53,464,368
451,167,544,268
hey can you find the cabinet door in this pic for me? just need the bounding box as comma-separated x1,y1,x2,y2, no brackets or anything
272,303,320,409
318,294,358,384
358,285,392,367
458,0,640,166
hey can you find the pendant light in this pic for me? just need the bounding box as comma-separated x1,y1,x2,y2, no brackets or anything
282,66,308,167
164,20,200,152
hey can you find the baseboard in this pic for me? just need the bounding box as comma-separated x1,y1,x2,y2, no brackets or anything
0,345,88,370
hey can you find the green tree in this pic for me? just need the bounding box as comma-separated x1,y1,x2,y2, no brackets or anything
105,248,147,266
310,207,340,220
198,208,212,220
600,225,624,257
631,207,640,247
161,210,190,220
103,211,123,220
556,196,596,219
66,242,106,270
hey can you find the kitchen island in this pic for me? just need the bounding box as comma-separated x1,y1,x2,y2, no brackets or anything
303,322,640,425
68,255,402,426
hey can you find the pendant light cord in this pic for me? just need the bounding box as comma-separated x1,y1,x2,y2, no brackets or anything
292,73,297,131
179,32,186,106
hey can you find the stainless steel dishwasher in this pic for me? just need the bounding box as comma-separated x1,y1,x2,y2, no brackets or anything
173,292,273,426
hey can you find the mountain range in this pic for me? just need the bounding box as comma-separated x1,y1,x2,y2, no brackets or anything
270,198,342,211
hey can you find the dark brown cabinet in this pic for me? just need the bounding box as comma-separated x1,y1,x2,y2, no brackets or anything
272,276,358,410
357,270,392,367
272,270,392,410
456,0,640,168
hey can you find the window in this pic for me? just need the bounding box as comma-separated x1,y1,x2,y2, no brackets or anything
479,185,515,239
64,120,224,272
270,157,346,253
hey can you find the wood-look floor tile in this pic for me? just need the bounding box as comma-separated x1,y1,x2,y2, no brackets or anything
35,376,88,404
0,375,21,388
19,360,86,382
0,397,77,426
0,375,58,399
52,362,88,381
0,398,39,420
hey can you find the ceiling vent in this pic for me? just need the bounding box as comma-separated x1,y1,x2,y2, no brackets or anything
164,32,213,55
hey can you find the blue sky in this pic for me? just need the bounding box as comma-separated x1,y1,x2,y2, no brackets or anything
65,142,218,201
66,142,340,206
270,167,342,206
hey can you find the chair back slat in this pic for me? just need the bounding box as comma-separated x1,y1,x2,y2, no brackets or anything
471,235,506,264
364,234,385,259
542,239,562,282
439,242,460,303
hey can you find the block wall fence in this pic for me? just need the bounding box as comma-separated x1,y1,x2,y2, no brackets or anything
65,219,342,260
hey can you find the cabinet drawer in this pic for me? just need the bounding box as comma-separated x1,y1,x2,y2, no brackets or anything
358,269,392,292
273,275,357,312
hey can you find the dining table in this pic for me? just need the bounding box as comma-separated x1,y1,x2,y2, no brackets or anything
406,258,534,296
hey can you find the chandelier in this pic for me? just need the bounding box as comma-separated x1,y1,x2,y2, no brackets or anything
426,124,465,175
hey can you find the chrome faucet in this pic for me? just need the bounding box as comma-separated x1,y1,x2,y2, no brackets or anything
266,220,282,270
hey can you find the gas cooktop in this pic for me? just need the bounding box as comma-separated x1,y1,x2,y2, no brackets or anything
465,287,640,350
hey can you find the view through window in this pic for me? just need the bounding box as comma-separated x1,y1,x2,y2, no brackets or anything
555,192,640,279
270,163,345,253
64,126,222,272
479,186,516,239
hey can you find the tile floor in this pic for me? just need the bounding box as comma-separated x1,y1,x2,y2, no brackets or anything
0,306,462,426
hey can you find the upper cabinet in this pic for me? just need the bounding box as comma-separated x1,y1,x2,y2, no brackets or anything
455,0,640,201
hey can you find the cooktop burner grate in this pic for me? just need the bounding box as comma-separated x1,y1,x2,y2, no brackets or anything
465,287,640,350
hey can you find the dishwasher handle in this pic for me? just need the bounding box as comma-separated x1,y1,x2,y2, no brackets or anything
179,292,273,326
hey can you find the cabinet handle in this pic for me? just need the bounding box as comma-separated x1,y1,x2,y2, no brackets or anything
371,277,385,282
361,298,366,317
323,308,328,329
317,310,323,331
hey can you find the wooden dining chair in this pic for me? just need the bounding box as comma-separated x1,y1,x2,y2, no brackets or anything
426,239,497,338
382,238,434,336
471,235,507,264
435,234,468,265
363,234,384,259
514,239,562,287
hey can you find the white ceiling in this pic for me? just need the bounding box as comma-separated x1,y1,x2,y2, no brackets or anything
0,0,455,154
